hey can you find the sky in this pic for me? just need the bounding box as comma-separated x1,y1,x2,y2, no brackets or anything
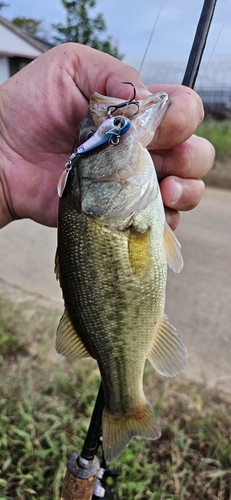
2,0,231,86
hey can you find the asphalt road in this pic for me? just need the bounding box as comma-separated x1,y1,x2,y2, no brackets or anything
0,187,230,392
166,187,231,392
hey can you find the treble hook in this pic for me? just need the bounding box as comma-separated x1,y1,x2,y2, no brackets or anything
107,82,140,117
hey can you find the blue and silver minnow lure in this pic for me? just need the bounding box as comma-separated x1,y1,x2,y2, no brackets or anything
57,115,130,198
77,115,130,154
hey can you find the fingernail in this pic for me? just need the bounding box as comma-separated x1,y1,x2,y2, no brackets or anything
136,87,152,99
171,180,184,204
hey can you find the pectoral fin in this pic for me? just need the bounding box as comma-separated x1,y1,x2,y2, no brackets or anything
56,309,90,358
164,223,183,273
147,315,188,377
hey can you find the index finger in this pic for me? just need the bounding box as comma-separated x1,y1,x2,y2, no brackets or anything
70,44,151,109
147,84,204,150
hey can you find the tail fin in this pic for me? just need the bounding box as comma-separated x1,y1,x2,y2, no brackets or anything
102,400,161,462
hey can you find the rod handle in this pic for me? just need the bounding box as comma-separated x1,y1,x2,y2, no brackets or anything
61,451,100,500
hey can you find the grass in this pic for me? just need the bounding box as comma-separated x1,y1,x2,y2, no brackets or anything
196,119,231,170
0,294,230,500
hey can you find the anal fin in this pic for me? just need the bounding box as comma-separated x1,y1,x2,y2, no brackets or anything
56,308,90,358
147,314,188,377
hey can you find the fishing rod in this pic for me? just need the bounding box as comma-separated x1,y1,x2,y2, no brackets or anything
182,0,218,89
60,1,218,498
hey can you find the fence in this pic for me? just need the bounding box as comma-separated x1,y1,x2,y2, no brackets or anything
197,88,231,109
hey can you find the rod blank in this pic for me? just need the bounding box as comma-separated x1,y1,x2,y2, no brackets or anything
182,0,218,89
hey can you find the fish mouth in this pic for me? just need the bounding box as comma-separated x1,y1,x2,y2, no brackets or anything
139,92,169,113
77,90,170,224
89,91,169,127
134,92,170,147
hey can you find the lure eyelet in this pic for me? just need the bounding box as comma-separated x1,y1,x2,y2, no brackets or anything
113,116,126,127
110,135,120,145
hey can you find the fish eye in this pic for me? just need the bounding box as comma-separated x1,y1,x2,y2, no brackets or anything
79,127,97,144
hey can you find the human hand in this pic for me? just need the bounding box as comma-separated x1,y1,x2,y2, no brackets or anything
147,83,215,229
0,43,214,229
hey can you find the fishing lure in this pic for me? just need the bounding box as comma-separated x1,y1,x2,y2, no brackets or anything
57,114,131,198
57,81,139,198
106,81,140,117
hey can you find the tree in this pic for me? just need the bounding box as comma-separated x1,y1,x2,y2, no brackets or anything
52,0,123,60
11,17,51,40
0,2,9,11
12,17,44,36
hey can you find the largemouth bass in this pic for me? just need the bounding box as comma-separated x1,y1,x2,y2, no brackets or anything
55,90,187,462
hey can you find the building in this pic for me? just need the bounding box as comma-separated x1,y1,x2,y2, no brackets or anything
0,15,53,84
